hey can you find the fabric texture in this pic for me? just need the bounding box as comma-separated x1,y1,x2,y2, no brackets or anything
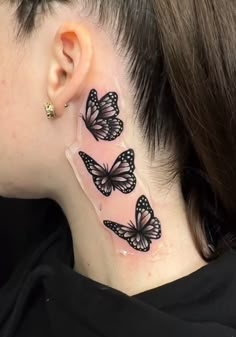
0,223,236,337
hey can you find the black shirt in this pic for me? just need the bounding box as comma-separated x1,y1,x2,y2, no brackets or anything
1,224,236,337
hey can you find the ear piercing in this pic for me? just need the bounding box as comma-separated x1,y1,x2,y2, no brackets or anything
45,103,56,120
45,103,69,120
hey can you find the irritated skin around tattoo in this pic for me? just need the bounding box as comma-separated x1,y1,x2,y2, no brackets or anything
78,89,161,252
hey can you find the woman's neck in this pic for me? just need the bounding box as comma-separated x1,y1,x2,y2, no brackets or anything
56,170,206,295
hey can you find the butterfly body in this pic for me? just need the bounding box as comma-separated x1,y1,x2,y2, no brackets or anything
83,89,124,141
79,149,136,197
104,195,161,252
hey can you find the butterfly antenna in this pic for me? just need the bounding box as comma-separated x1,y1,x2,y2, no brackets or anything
129,221,135,228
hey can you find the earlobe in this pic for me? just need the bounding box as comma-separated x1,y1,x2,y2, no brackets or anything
47,23,93,116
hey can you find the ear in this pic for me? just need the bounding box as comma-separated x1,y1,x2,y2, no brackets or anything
47,23,93,116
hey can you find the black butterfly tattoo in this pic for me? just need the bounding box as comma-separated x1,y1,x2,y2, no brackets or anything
104,195,161,252
79,149,136,197
82,89,124,141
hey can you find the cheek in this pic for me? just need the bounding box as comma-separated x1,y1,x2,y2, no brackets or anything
0,80,24,149
0,81,15,145
0,56,37,147
0,72,36,192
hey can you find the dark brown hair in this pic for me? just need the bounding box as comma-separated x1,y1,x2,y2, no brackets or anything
10,0,236,260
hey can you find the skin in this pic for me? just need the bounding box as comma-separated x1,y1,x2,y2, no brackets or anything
0,2,206,295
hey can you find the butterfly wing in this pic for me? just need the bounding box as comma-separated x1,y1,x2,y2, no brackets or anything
98,92,123,141
83,89,111,141
104,118,123,141
108,149,136,194
79,151,113,197
104,195,161,252
83,90,123,141
103,220,150,252
135,195,161,241
98,92,119,119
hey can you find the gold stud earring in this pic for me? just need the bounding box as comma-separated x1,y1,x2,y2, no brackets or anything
45,103,56,120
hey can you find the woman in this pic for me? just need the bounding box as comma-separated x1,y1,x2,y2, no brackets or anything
0,0,236,336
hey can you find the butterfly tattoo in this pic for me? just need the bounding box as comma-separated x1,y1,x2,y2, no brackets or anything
82,89,124,142
104,195,161,252
79,149,136,197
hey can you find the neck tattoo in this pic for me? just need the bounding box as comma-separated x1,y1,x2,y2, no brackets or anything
66,88,162,254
